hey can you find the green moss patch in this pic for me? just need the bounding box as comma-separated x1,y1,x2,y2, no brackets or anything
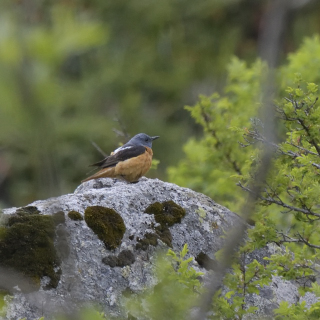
68,210,83,221
145,200,186,226
155,226,172,247
84,206,126,250
137,201,186,250
102,250,135,268
0,207,61,292
136,232,158,250
15,206,40,215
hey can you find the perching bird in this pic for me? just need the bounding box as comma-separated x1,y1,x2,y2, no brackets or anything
82,133,159,183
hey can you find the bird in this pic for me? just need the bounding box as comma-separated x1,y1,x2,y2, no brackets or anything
82,133,159,183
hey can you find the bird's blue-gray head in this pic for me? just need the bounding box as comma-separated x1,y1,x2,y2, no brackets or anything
127,133,159,148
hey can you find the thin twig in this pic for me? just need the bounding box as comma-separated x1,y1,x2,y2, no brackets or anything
285,141,319,157
90,141,107,157
277,231,320,249
237,182,320,219
298,119,320,156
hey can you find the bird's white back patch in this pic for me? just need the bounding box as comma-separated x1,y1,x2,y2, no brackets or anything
114,145,133,154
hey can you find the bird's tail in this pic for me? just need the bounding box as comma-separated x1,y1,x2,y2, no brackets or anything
81,167,116,183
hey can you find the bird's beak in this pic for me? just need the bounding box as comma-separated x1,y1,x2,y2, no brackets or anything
151,136,160,141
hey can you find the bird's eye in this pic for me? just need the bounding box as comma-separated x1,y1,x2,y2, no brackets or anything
145,138,149,142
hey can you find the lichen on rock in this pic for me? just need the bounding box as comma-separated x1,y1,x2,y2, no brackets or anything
84,206,126,250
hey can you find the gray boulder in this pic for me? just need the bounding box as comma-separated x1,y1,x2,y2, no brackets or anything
0,178,315,319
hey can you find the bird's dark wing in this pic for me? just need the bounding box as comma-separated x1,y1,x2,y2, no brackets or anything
90,145,146,168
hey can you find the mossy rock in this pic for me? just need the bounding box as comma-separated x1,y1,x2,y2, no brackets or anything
84,206,126,250
138,201,186,250
117,250,135,267
102,250,135,268
15,206,40,216
68,210,83,221
136,232,158,250
102,255,118,267
145,200,186,227
0,208,61,292
155,225,172,247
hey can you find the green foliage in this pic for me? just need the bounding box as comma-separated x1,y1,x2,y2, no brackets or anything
265,246,316,295
151,158,160,170
167,244,204,290
238,83,320,296
280,36,320,87
274,296,320,320
0,4,108,204
0,0,295,207
125,244,203,320
168,58,265,211
244,209,278,249
169,36,320,211
78,310,106,320
1,1,320,206
169,35,320,317
211,252,272,320
0,291,8,317
125,244,270,320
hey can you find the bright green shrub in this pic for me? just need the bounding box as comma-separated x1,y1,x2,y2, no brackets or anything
168,58,265,211
169,35,320,316
124,244,203,320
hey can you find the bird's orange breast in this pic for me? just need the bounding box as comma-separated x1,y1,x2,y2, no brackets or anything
114,147,153,182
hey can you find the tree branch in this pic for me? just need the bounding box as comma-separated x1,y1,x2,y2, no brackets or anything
298,118,320,156
237,182,320,219
285,141,319,157
278,231,320,249
242,126,320,170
